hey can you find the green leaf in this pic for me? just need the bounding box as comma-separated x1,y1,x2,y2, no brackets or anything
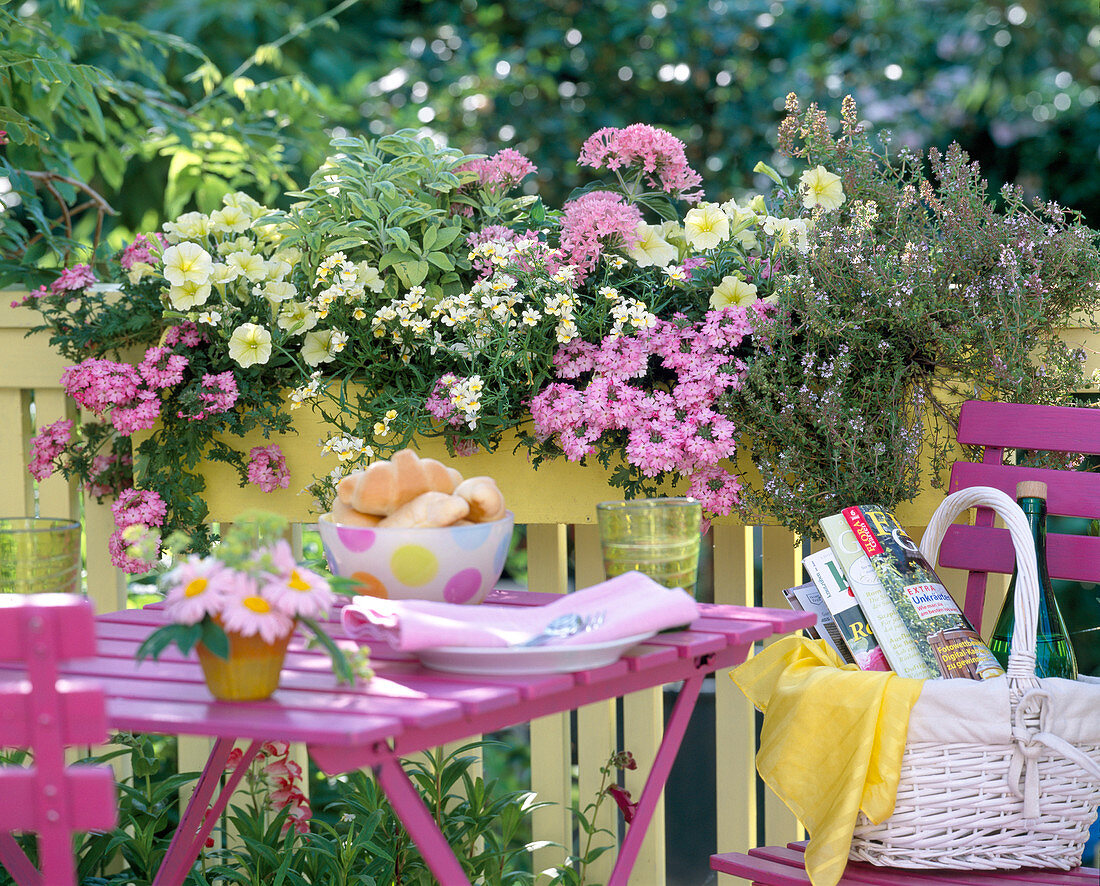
424,251,453,271
199,618,230,659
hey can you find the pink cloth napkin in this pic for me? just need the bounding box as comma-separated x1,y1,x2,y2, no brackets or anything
340,572,700,651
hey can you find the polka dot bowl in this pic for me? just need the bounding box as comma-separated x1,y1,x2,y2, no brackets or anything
318,511,515,605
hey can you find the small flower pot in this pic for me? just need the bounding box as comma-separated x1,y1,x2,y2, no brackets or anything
196,625,293,701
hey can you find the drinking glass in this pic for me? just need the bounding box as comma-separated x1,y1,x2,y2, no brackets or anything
0,517,82,594
596,498,703,597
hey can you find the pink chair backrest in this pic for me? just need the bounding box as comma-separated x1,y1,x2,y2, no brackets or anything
938,400,1100,626
0,593,117,886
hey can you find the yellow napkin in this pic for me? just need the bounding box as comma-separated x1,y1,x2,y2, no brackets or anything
731,637,924,886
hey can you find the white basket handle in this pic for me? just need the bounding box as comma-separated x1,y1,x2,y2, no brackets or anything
918,486,1041,694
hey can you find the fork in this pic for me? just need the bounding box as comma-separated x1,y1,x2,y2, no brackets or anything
516,610,607,647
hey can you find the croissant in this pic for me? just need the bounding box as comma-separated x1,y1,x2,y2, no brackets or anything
329,498,383,527
377,491,470,528
454,476,506,523
337,448,463,516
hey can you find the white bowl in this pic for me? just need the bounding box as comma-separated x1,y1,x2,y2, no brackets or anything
318,511,515,605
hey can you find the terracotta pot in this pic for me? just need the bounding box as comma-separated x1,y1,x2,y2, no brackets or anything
196,623,293,701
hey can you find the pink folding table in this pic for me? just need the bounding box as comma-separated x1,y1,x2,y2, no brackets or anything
57,589,813,886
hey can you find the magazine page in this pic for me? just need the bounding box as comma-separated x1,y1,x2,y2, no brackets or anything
840,505,1004,681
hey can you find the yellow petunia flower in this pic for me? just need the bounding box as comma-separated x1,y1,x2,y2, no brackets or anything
684,202,731,250
800,165,845,211
627,223,679,268
709,274,759,310
228,323,272,368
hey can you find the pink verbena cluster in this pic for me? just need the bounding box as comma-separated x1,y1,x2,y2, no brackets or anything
86,452,132,498
530,306,770,516
178,372,239,421
247,444,290,492
460,147,537,194
50,263,97,292
578,124,703,200
425,376,463,427
139,346,188,389
163,322,204,348
558,191,642,275
224,741,312,835
61,359,144,415
109,488,166,573
27,418,74,481
119,233,165,270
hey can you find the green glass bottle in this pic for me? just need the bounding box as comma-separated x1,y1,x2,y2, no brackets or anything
989,481,1078,679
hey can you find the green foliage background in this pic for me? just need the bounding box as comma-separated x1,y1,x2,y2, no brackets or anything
3,0,1100,284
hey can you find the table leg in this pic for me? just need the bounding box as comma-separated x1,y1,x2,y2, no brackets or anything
153,738,262,886
608,669,706,886
374,754,473,886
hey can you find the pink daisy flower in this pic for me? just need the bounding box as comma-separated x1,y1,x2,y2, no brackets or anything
261,542,334,619
218,572,295,643
163,556,228,625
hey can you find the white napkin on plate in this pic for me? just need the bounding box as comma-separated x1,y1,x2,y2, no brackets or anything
340,571,699,651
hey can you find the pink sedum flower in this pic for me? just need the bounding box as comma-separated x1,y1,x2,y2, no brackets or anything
578,124,703,200
163,556,229,625
558,190,642,275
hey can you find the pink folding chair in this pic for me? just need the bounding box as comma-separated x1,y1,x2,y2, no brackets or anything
711,399,1100,884
0,594,117,886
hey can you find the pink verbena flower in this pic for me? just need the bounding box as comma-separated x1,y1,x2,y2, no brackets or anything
531,308,757,516
61,359,142,414
50,264,97,293
425,376,463,427
247,445,290,493
138,346,188,389
112,488,167,529
558,191,642,275
11,285,47,308
578,124,703,200
85,452,131,498
28,418,73,481
460,148,537,194
119,233,165,270
108,528,159,574
163,322,204,348
110,390,161,435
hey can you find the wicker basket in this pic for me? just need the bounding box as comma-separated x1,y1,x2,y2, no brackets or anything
848,486,1100,870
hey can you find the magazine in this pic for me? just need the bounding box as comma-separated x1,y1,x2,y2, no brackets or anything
836,504,1005,681
781,580,856,664
803,548,889,671
819,514,936,679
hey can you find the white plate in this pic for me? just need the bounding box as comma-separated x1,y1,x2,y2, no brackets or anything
416,631,658,675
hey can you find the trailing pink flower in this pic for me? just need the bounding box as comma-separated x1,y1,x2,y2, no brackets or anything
120,233,165,270
460,148,537,194
11,285,46,308
61,358,142,414
50,264,97,293
558,190,642,275
139,346,189,389
108,528,159,574
163,322,204,348
578,124,703,200
110,390,161,435
28,418,73,481
530,309,757,516
112,488,167,530
247,444,290,493
85,452,131,499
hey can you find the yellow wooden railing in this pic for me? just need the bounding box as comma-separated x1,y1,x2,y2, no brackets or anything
3,293,1000,884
